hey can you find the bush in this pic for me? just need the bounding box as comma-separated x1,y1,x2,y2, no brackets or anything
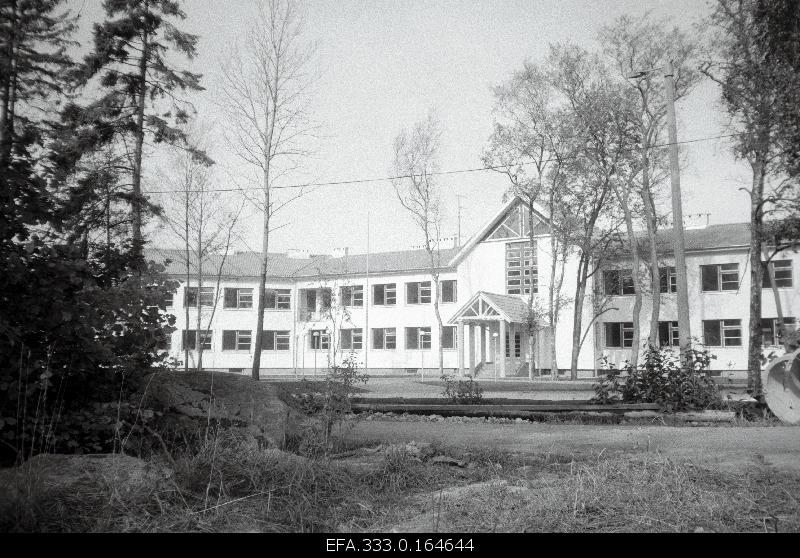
592,344,720,411
441,374,484,404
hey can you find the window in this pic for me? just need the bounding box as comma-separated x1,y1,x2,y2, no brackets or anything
340,285,364,307
320,289,332,311
372,283,396,306
761,317,796,347
440,280,457,303
763,260,793,289
309,330,330,350
182,330,212,351
223,288,253,309
262,330,290,351
504,332,522,357
659,267,677,294
405,327,432,350
703,319,742,347
442,326,457,349
265,289,291,310
701,263,739,292
604,322,634,348
163,290,174,308
222,330,252,351
603,270,635,296
506,241,537,295
304,289,317,311
657,321,679,347
340,328,363,350
372,328,396,350
406,281,432,304
185,286,214,307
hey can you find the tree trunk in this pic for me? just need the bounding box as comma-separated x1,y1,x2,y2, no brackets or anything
527,198,536,379
196,212,204,372
548,231,558,378
617,186,643,366
570,251,589,379
639,146,661,346
747,160,767,396
0,0,16,171
131,24,149,258
251,187,270,380
184,187,190,374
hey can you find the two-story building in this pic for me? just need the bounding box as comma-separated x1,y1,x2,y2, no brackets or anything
149,196,799,379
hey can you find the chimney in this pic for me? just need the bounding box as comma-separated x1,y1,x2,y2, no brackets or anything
331,247,349,258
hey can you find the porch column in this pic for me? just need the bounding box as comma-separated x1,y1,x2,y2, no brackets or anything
499,319,507,378
457,321,465,377
468,324,476,373
480,325,487,364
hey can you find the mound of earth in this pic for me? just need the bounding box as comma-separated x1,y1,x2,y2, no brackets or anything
143,371,304,449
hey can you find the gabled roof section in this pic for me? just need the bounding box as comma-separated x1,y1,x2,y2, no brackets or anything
449,196,551,267
147,246,459,279
448,291,530,324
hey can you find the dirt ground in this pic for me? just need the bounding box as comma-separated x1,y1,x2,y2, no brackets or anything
337,420,800,473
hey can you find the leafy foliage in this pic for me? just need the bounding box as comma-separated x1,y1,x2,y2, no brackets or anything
441,374,484,405
592,344,720,411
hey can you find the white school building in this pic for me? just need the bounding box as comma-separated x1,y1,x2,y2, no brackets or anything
150,197,799,379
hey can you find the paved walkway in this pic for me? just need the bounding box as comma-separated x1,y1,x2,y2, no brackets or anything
339,421,800,472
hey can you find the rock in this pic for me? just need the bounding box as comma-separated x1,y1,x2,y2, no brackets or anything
0,453,171,505
143,370,304,449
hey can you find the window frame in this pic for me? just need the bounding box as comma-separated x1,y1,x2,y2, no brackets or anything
261,330,290,351
265,288,292,310
309,329,330,350
702,319,742,347
506,241,537,295
701,263,739,292
222,330,252,351
182,329,213,351
761,317,797,347
659,267,677,294
657,321,680,347
372,283,397,306
603,269,635,296
405,326,432,350
223,287,254,309
763,260,793,289
185,286,215,307
604,322,634,348
441,325,457,349
339,328,363,351
440,279,457,304
406,281,432,305
339,285,364,307
371,327,396,350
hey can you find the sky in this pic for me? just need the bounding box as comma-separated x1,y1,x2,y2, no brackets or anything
70,0,753,256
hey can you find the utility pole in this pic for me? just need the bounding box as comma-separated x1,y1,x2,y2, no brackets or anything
664,60,691,356
455,194,465,247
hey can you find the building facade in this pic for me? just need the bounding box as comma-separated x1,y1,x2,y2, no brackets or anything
150,198,799,379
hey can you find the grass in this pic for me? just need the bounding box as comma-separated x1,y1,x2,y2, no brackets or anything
2,431,798,533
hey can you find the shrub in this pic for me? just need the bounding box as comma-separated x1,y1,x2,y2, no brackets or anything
441,374,484,404
592,343,720,411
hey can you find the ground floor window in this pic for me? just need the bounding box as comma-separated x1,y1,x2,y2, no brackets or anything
372,328,396,350
182,330,212,351
442,326,457,349
761,317,796,347
340,328,363,350
604,322,634,348
222,330,251,351
262,330,290,351
405,326,432,350
657,321,679,347
505,331,522,357
309,329,330,350
703,319,742,347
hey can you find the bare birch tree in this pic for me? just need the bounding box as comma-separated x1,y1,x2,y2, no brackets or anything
218,0,317,380
391,113,446,377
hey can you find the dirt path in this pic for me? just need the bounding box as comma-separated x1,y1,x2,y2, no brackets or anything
339,420,800,472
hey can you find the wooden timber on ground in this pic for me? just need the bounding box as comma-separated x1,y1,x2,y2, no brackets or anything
350,401,661,417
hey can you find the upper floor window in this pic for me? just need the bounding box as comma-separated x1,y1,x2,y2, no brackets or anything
703,319,742,347
372,327,396,349
604,322,634,348
340,285,364,307
163,290,175,308
265,288,291,310
262,330,290,351
659,267,677,294
185,286,214,307
440,280,457,303
182,330,212,351
701,263,739,292
309,329,330,350
657,321,679,347
603,270,635,296
340,328,363,350
442,325,457,349
761,317,796,347
373,283,396,306
405,326,432,350
406,281,432,305
223,288,253,309
222,330,252,351
763,260,793,289
506,241,537,295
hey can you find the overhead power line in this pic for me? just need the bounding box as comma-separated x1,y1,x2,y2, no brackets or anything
142,132,742,195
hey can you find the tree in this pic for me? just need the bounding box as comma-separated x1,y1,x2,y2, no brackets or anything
68,0,204,259
217,0,317,380
599,14,700,352
482,61,573,377
702,0,800,396
391,113,446,377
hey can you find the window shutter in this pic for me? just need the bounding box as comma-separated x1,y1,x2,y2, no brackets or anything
222,331,236,350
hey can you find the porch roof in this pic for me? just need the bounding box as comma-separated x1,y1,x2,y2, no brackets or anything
448,291,530,324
